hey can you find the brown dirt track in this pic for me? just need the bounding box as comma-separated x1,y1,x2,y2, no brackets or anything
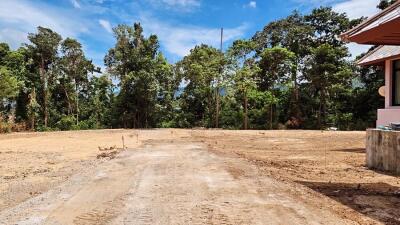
0,129,399,224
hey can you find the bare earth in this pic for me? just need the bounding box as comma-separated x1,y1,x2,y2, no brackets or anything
0,129,399,225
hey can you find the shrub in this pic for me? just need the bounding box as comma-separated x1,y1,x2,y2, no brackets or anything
0,122,12,133
159,120,176,128
75,120,90,130
56,115,76,131
36,126,59,132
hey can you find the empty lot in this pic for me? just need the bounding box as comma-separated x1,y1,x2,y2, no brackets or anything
0,129,399,224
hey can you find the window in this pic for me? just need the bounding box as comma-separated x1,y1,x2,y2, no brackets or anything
393,60,400,106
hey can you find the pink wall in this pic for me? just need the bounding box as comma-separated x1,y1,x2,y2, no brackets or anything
377,59,400,126
385,60,391,108
377,108,400,126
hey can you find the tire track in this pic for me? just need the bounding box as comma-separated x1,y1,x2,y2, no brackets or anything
1,138,355,225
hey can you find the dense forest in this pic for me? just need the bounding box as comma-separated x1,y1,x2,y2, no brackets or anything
0,2,393,132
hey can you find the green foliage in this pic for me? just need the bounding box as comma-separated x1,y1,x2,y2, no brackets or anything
105,23,176,128
253,11,313,57
26,27,62,127
259,47,296,89
0,43,22,101
0,123,12,133
56,115,76,131
0,5,384,132
304,7,357,47
226,39,259,129
0,67,20,100
176,44,225,127
303,44,353,128
377,0,396,10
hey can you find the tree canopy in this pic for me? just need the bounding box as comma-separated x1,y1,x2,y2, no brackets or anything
0,6,384,132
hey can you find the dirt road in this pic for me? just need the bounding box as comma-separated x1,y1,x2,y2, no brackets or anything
0,138,354,225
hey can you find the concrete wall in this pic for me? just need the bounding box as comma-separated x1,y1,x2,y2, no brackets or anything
366,129,400,174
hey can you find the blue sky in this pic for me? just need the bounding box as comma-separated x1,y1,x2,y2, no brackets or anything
0,0,380,69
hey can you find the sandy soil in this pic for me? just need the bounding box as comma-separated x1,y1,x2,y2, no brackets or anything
191,130,400,225
0,129,399,224
0,129,149,211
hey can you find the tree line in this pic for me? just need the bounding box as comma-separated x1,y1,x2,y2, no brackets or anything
0,5,388,132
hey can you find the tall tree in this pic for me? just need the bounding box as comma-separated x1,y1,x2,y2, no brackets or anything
304,44,352,128
60,38,96,124
153,53,180,127
258,47,296,128
228,40,259,129
304,7,362,48
85,74,114,128
105,23,173,128
176,44,225,127
27,27,62,127
253,12,313,124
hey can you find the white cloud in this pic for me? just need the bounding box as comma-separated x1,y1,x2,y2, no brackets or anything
140,16,247,57
99,19,113,33
333,0,379,19
248,1,257,8
148,0,201,12
0,28,27,48
0,0,89,48
161,0,200,7
291,0,338,6
162,0,200,7
71,0,81,9
291,0,379,18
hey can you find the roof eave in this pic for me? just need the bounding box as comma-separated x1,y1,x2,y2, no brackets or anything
341,1,400,42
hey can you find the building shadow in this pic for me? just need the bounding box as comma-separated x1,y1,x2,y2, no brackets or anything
331,148,366,154
374,170,400,178
298,181,400,225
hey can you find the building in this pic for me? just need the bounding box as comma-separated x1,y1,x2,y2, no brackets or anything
342,1,400,174
342,1,400,127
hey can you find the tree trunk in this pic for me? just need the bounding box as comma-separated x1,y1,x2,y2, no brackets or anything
40,57,48,127
243,94,248,130
215,87,220,128
321,90,326,129
29,88,36,130
63,86,72,115
318,101,322,129
318,90,325,129
207,93,212,128
145,108,148,128
31,116,35,130
294,71,300,117
270,104,273,130
75,82,79,126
